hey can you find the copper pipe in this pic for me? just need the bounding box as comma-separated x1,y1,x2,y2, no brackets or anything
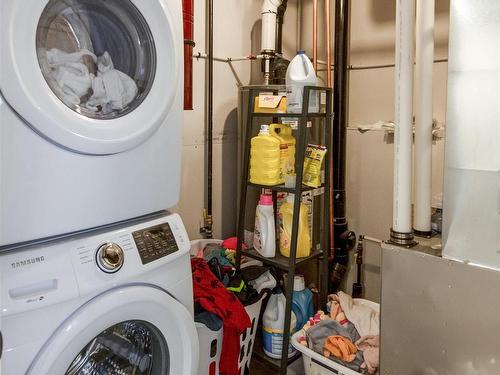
325,0,332,86
313,0,318,70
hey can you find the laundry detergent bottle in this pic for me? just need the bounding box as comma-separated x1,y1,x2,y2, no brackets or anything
262,293,297,359
249,125,282,185
278,194,311,258
291,275,315,330
270,123,296,178
286,51,318,114
253,194,276,257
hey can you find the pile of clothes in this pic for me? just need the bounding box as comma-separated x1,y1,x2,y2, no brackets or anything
40,48,138,115
297,291,380,374
191,238,276,375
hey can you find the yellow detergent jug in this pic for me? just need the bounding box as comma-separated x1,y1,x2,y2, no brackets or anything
250,125,282,185
278,194,311,258
270,124,296,178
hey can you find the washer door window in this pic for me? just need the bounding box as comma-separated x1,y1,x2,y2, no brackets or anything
36,0,156,120
27,286,198,375
1,0,179,154
65,320,168,375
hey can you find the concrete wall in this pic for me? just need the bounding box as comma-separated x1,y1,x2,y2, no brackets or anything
343,0,450,302
172,0,299,240
174,0,451,303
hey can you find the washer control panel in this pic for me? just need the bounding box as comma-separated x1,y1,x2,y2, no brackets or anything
132,223,178,264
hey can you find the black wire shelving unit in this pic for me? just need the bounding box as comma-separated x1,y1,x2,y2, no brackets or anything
236,86,333,375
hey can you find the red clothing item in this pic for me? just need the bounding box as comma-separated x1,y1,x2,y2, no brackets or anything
191,258,251,375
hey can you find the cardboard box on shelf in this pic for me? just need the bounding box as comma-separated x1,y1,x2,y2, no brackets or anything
254,93,287,114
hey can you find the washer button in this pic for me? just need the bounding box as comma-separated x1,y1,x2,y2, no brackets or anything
96,243,124,273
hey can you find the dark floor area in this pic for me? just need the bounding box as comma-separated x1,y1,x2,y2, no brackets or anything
250,356,305,375
251,357,278,374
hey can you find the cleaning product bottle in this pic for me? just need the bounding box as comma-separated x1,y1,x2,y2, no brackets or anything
278,194,311,258
249,125,282,185
269,123,296,178
253,194,276,257
286,51,318,114
291,275,315,330
262,292,298,359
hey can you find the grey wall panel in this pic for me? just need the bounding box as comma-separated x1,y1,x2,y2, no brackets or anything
381,244,500,375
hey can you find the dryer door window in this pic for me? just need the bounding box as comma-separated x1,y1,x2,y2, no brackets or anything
36,0,156,120
26,286,198,375
65,320,168,375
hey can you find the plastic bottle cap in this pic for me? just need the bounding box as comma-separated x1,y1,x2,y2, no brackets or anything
297,50,306,55
259,194,273,206
293,275,305,291
259,124,270,135
286,193,295,204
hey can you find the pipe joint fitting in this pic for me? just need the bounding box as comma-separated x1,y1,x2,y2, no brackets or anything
261,0,283,13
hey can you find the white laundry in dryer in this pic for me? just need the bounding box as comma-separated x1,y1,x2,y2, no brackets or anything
0,0,184,246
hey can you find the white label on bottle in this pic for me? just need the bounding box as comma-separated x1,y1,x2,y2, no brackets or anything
253,210,262,251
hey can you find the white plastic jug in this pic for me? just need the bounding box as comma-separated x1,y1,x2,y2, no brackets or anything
286,51,318,114
262,293,297,359
253,194,276,258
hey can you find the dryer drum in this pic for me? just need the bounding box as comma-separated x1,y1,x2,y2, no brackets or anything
36,0,157,120
65,320,169,375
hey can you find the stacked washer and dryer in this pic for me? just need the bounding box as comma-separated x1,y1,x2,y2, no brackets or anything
0,0,199,374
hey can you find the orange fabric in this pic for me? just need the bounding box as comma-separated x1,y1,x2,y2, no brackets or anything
323,335,358,363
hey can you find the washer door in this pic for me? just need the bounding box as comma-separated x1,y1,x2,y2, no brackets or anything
27,286,198,375
0,0,180,155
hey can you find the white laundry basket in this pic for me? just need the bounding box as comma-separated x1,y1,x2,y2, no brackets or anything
291,299,380,375
191,239,265,375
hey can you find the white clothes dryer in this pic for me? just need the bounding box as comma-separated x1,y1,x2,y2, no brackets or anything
0,0,183,246
0,212,198,375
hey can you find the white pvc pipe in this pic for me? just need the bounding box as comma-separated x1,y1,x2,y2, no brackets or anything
414,0,435,233
393,0,415,234
261,0,283,53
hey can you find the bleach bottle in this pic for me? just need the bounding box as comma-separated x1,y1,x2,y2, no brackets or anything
262,293,297,359
286,51,318,114
253,194,276,258
292,275,314,330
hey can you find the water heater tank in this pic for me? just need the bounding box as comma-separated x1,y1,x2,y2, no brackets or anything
442,0,500,269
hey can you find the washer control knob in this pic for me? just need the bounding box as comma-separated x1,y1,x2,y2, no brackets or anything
96,243,124,273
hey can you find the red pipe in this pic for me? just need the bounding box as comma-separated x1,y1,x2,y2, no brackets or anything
183,0,194,110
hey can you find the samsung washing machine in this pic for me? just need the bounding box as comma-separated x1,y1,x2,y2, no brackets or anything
0,0,183,246
0,212,198,375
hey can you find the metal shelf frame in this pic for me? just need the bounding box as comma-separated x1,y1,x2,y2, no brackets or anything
236,86,333,375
